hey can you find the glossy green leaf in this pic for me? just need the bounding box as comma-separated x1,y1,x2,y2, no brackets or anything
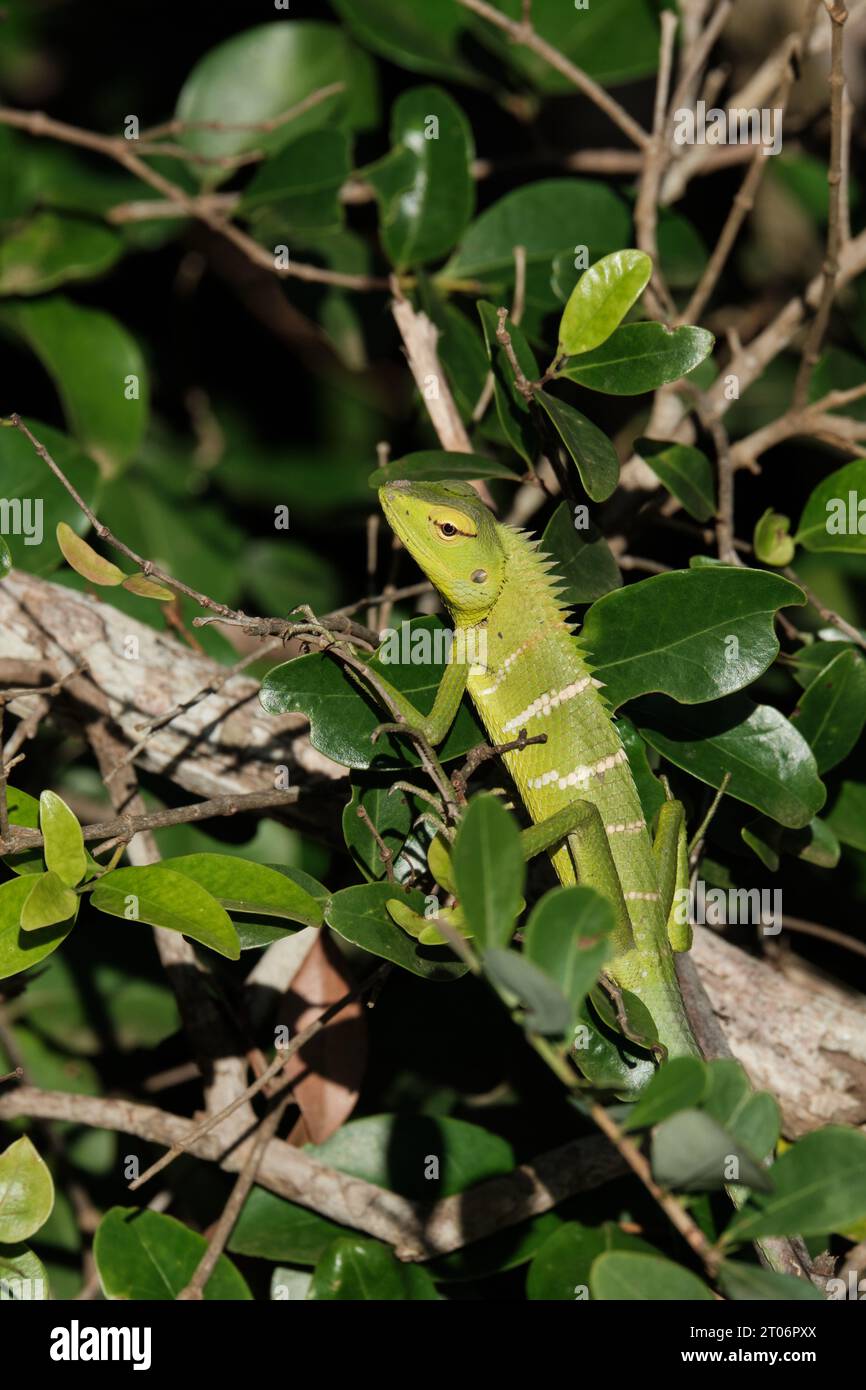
0,297,148,473
260,616,484,770
633,437,715,521
444,179,628,282
332,0,480,84
164,854,323,926
557,250,651,357
364,86,474,269
94,1207,251,1300
791,647,866,773
754,508,795,566
524,886,613,1013
723,1127,866,1242
623,1057,708,1131
175,22,377,180
20,872,79,933
0,211,120,295
795,458,866,554
635,694,826,830
590,1251,714,1301
451,794,524,949
572,997,656,1094
651,1109,771,1192
474,0,665,90
717,1261,824,1301
0,1137,54,1243
90,866,241,960
792,640,857,689
616,716,667,824
0,876,74,980
540,501,621,604
39,790,86,888
534,390,620,502
585,568,805,709
526,1221,655,1300
483,948,573,1037
325,883,467,980
371,449,518,487
310,1236,441,1299
561,324,714,396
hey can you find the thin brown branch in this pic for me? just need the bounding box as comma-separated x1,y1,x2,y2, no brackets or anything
792,0,849,406
456,0,650,149
634,9,679,320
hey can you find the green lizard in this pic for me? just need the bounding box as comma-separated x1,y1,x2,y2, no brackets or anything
370,478,699,1065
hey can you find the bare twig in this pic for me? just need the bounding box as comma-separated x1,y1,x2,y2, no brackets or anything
634,9,679,320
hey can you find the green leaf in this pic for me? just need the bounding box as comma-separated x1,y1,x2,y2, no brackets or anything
310,1235,441,1300
0,297,148,474
164,854,324,926
332,0,481,84
444,179,629,282
794,458,866,554
93,1207,251,1300
590,1251,714,1301
451,794,524,949
0,1244,50,1299
175,22,377,182
717,1261,824,1301
527,1221,654,1300
557,250,651,356
560,324,714,396
476,299,540,464
523,885,613,1013
0,1137,54,1243
791,647,866,773
342,783,411,881
623,1057,708,1131
754,508,795,566
39,789,86,888
792,640,857,689
540,501,622,604
572,997,656,1094
827,780,866,850
260,616,484,771
231,1113,514,1264
371,449,518,487
242,539,340,619
241,130,350,214
0,876,74,980
617,716,667,824
635,694,826,830
702,1060,780,1160
483,948,573,1037
723,1127,866,1243
474,0,666,91
90,866,241,960
0,211,121,296
585,568,805,709
364,86,474,269
657,208,708,289
651,1109,772,1192
633,437,716,522
325,882,467,980
534,390,620,502
20,872,79,933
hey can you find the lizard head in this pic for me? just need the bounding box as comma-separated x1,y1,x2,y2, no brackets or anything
379,479,506,624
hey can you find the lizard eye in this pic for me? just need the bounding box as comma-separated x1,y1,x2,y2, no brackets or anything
439,522,457,537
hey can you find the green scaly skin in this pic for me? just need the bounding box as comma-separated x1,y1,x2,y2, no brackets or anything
378,479,699,1062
